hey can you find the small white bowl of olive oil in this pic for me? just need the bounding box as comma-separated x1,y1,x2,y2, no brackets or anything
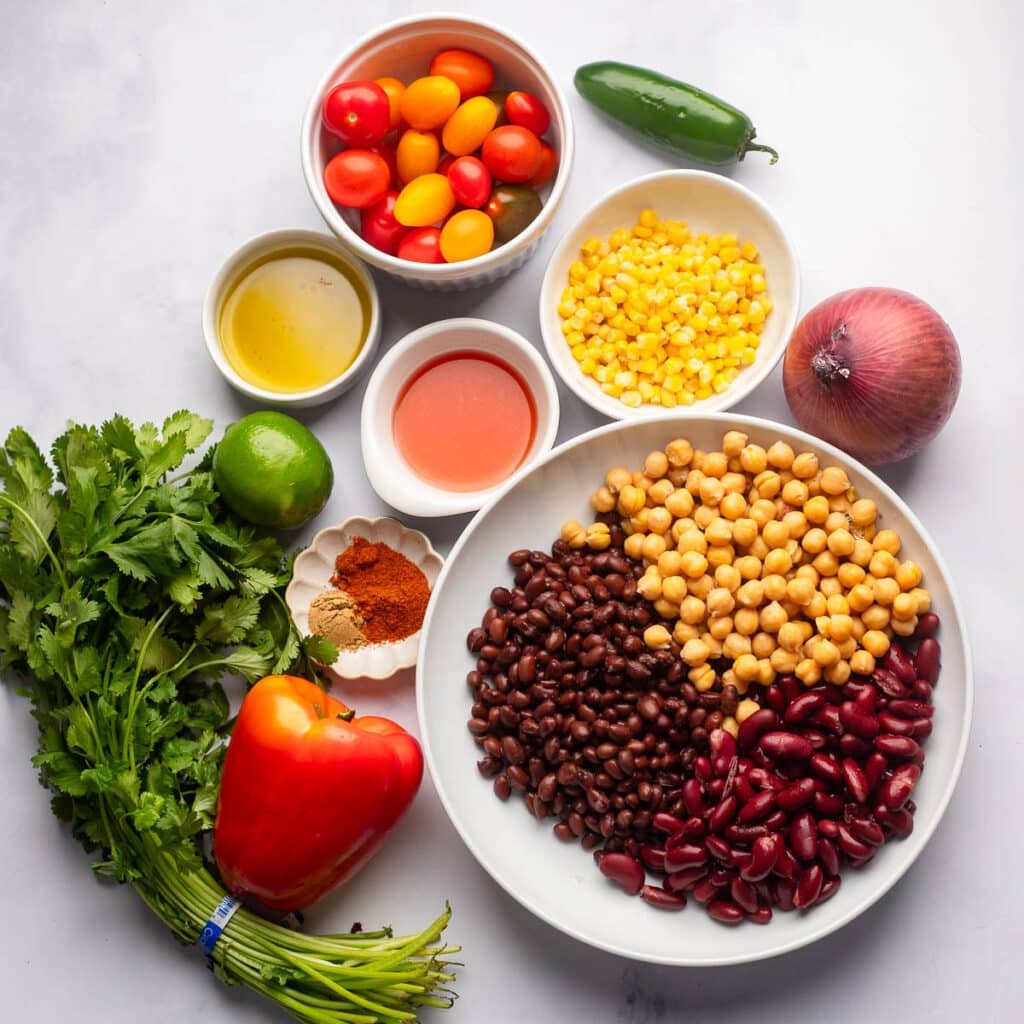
203,229,381,407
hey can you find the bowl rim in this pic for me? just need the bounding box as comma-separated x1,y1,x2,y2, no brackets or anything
416,411,974,966
539,169,801,421
299,11,575,280
202,227,381,405
286,514,444,678
360,316,561,517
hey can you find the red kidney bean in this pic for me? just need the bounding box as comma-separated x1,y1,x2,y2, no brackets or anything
915,612,940,638
695,755,713,781
741,834,781,882
854,684,878,714
762,810,787,831
706,778,726,801
779,675,802,704
773,847,798,879
817,818,840,839
765,684,787,713
707,899,745,924
666,865,709,892
639,845,667,871
709,866,737,888
875,734,920,759
748,767,787,792
773,877,796,911
817,876,841,904
652,812,684,837
737,709,780,750
794,864,824,908
864,751,888,792
874,668,912,698
599,852,645,895
678,817,706,842
848,816,884,847
705,835,734,864
784,691,828,724
777,777,817,813
875,805,915,838
811,705,844,735
760,732,813,760
641,884,686,910
731,877,760,914
801,727,829,751
842,758,870,804
710,727,737,759
916,638,941,684
814,792,844,818
734,775,757,804
911,680,933,702
707,794,739,834
839,701,880,740
881,763,921,810
810,752,844,786
724,823,771,844
839,734,871,758
747,905,773,923
888,699,934,720
878,711,915,736
790,813,818,862
682,778,705,818
818,837,840,877
664,843,708,871
692,878,719,904
910,718,933,739
737,790,776,825
883,644,917,685
837,824,874,860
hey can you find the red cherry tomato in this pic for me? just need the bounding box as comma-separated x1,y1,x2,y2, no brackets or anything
368,141,399,188
397,226,444,264
437,153,456,175
528,140,559,189
505,91,550,137
360,191,408,255
322,81,391,146
323,150,391,208
447,155,492,209
481,125,543,184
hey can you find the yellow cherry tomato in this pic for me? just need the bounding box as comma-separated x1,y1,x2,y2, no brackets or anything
394,173,456,227
374,76,405,131
396,128,440,183
399,75,461,130
439,209,495,262
441,96,498,157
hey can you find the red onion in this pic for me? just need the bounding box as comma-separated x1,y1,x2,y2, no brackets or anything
783,288,961,464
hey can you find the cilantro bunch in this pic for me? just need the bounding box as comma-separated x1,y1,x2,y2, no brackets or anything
0,413,457,1023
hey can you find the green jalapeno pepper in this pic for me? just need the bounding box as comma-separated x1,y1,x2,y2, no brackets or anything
574,61,778,166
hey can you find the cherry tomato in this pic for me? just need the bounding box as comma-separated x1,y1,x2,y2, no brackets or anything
440,209,495,262
396,129,440,183
505,91,550,137
437,153,456,175
323,149,391,208
441,96,498,156
481,125,543,183
374,76,405,131
397,226,444,264
429,49,494,99
322,81,391,146
528,141,559,189
486,91,509,127
360,191,408,255
485,184,542,244
394,172,456,227
447,156,492,209
368,141,399,188
399,75,461,131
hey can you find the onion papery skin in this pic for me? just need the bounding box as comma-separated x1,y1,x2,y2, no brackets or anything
783,287,962,464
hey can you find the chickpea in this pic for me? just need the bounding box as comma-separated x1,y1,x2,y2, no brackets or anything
812,550,840,577
756,659,776,686
795,564,820,584
646,506,672,535
891,592,917,621
691,664,717,692
693,504,717,529
837,562,866,589
762,574,789,601
685,469,704,496
720,491,748,521
665,438,693,467
827,528,855,557
806,592,828,618
861,630,891,658
802,528,828,555
677,528,707,554
766,441,795,469
849,498,877,528
782,510,809,539
732,518,759,547
891,616,918,637
792,452,820,479
826,593,850,615
735,555,763,580
771,647,799,674
679,550,709,579
721,430,748,456
709,615,734,640
869,551,897,579
849,648,875,675
910,587,932,613
755,472,782,499
591,486,616,513
723,632,752,660
734,607,760,636
734,698,760,724
896,560,922,590
763,548,793,576
665,488,695,519
679,595,706,625
829,614,854,643
759,601,788,633
739,444,768,474
606,466,632,492
795,658,822,685
716,563,742,592
668,468,687,487
655,550,680,577
733,579,763,608
838,637,859,660
629,508,649,533
781,479,810,506
873,529,901,555
699,476,725,506
674,621,699,644
644,623,672,649
707,587,735,617
661,574,688,605
810,638,839,668
847,583,873,612
749,536,770,561
561,519,587,547
861,604,891,631
872,577,901,606
761,520,789,549
705,516,734,546
648,478,675,505
707,544,736,569
824,511,849,534
819,576,843,598
850,537,874,567
819,466,850,496
824,659,851,685
802,496,829,526
722,472,748,494
702,633,724,659
633,471,654,490
644,450,669,479
786,577,814,606
851,618,866,640
700,451,726,478
749,499,778,527
617,484,646,515
777,621,804,652
689,573,714,600
641,533,667,562
637,570,662,600
585,523,611,550
733,653,761,682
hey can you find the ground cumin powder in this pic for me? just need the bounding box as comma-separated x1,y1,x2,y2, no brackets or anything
330,536,430,644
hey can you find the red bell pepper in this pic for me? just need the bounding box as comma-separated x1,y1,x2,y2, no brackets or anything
214,675,423,911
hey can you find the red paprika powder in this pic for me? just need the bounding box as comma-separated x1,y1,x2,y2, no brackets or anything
330,536,430,643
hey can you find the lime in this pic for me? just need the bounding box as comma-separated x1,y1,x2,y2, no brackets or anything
213,411,333,529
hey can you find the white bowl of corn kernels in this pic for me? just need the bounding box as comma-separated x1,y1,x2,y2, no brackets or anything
539,170,800,420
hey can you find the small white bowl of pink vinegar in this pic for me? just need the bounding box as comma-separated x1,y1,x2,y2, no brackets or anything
360,318,560,516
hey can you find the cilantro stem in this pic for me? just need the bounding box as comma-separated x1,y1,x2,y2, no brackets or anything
122,605,175,766
0,493,67,590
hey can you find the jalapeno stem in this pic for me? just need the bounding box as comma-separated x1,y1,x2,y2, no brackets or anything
743,141,779,164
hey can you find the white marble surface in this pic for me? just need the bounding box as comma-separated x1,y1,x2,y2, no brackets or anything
1,1,1021,1021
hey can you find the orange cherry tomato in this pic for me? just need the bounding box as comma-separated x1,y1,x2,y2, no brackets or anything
394,173,456,227
442,96,498,156
396,129,440,184
505,90,551,137
374,76,406,131
399,76,461,130
528,140,559,189
323,149,391,208
429,49,494,99
397,226,444,263
440,209,495,262
481,125,543,184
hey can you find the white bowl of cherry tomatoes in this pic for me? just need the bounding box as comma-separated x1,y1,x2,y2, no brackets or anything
300,13,574,290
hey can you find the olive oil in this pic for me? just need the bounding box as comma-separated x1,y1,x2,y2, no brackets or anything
218,245,370,393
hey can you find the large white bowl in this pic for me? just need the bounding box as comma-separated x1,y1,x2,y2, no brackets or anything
540,171,800,420
417,413,972,965
300,13,574,291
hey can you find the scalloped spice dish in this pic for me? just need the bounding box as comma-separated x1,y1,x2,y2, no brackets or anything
308,535,431,650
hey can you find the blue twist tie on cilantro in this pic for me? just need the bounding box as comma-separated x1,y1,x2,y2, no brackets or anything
198,894,241,958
